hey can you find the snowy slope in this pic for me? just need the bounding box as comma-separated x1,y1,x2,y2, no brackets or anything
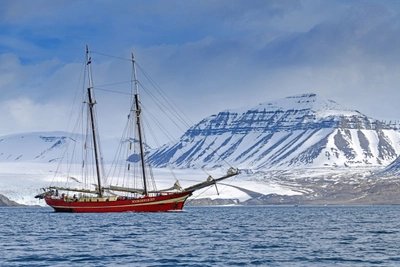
145,93,400,170
2,93,400,206
0,162,301,206
0,131,143,164
0,132,76,163
3,93,398,171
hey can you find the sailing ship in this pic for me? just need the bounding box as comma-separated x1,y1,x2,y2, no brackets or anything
35,46,239,212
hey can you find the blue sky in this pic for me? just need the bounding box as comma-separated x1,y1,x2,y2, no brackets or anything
1,0,400,143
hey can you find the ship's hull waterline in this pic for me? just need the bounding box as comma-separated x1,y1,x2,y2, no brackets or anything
44,191,193,213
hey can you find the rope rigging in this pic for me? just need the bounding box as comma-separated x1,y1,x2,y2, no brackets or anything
49,49,239,200
106,51,236,182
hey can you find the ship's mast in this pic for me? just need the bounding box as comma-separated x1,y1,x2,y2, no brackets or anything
132,53,148,196
86,45,103,197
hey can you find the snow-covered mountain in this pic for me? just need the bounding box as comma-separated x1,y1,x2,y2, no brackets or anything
2,93,400,172
0,131,127,163
0,132,75,162
145,93,400,170
3,92,400,206
0,130,154,165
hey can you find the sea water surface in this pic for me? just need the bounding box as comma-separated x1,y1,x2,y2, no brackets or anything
1,206,400,266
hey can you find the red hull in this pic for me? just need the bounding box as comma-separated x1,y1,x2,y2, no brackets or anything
45,191,192,212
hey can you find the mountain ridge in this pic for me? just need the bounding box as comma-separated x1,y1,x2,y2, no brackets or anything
144,93,400,171
2,93,400,206
2,93,400,174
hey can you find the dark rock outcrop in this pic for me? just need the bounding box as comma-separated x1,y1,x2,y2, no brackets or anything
0,194,23,206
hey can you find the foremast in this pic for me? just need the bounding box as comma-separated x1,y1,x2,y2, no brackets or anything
86,45,103,197
41,49,239,200
132,53,148,196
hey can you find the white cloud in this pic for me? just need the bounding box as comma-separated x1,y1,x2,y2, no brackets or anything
0,97,69,135
1,0,400,143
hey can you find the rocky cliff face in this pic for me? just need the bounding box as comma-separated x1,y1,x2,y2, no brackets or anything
144,93,400,170
0,194,23,206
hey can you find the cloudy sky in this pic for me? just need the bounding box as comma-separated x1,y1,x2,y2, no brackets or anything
1,0,400,144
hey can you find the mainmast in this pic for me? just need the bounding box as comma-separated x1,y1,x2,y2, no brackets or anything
132,53,148,196
86,45,103,197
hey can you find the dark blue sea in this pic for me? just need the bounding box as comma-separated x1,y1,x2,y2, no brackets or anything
1,206,400,266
